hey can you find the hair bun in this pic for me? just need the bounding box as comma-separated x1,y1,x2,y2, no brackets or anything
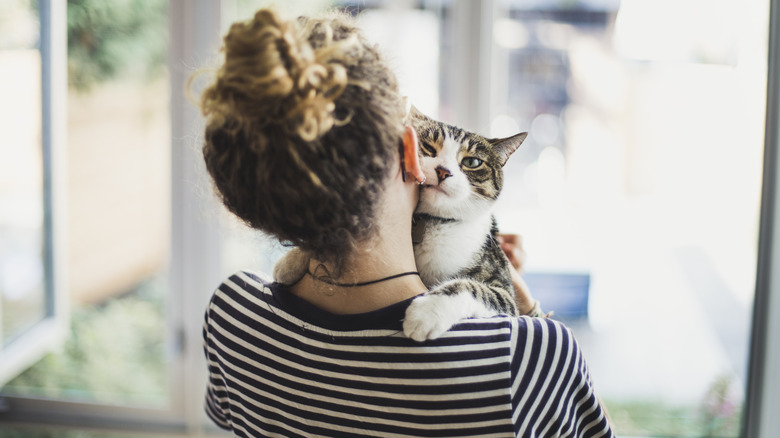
201,9,353,142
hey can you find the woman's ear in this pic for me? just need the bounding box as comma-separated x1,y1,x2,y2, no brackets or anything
402,125,426,184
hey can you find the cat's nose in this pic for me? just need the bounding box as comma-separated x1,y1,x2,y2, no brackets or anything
435,166,452,183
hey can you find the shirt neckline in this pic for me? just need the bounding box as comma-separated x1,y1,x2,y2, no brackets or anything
268,281,421,332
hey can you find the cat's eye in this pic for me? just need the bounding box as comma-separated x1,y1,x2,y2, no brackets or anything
420,141,437,157
461,157,483,169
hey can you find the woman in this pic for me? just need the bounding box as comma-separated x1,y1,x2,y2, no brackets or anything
199,8,614,438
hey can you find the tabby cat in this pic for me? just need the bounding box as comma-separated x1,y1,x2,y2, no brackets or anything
273,108,527,341
402,108,527,341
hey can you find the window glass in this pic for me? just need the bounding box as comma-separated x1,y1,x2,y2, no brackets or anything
0,0,46,347
489,0,767,436
1,0,171,407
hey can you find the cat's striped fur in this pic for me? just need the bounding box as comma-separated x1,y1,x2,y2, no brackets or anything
403,108,527,341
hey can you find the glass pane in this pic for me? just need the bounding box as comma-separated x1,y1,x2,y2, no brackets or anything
488,0,768,436
0,1,46,345
1,0,171,407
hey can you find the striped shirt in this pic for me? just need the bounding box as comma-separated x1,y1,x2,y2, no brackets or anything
203,271,615,438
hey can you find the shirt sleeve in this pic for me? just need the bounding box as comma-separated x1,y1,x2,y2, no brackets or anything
203,294,232,431
510,317,615,438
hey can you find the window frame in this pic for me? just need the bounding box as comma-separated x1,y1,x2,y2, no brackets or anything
744,0,780,435
0,0,69,388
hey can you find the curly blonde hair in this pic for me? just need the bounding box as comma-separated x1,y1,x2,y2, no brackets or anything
199,9,405,264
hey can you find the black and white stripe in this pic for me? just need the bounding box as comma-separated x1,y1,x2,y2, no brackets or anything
203,271,614,437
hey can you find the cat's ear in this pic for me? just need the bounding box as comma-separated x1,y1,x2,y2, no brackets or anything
408,105,430,122
491,132,528,166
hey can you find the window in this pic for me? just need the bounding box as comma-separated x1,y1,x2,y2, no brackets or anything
0,0,200,432
0,0,67,389
2,0,172,407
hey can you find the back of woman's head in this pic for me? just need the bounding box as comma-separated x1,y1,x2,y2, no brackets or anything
199,9,404,263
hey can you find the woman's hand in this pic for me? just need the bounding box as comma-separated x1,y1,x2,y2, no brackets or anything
497,234,539,316
498,234,526,272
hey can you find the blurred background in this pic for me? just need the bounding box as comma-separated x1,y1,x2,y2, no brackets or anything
0,0,771,436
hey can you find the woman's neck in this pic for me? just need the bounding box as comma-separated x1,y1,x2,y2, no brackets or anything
290,238,427,314
290,167,427,314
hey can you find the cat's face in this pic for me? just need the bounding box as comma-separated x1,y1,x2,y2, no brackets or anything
410,108,527,220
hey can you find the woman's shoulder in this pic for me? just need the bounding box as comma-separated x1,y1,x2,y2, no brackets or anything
448,315,576,355
510,316,579,355
505,317,613,437
207,270,277,308
214,270,272,291
457,315,581,368
463,315,573,340
514,315,572,337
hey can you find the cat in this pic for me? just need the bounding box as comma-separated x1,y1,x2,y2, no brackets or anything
273,108,527,341
401,108,527,341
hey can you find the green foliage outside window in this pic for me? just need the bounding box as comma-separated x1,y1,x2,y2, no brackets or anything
4,277,167,406
67,0,167,91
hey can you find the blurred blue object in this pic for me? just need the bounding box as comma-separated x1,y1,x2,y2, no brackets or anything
523,272,590,320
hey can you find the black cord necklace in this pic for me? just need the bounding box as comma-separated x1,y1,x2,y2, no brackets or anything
306,270,420,288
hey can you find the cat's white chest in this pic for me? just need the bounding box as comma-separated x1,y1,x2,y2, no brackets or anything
413,216,492,287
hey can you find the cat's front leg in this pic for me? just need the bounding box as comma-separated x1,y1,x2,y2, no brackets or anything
272,247,309,285
403,278,506,342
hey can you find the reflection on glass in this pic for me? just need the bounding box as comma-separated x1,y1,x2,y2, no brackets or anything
0,0,46,346
1,0,171,407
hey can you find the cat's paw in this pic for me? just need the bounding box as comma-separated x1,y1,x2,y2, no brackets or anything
272,248,309,285
404,279,499,341
404,294,454,341
403,292,477,342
